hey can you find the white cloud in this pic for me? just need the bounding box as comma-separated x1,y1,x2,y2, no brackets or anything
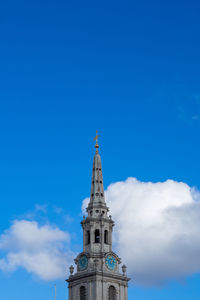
83,178,200,286
0,220,74,280
1,178,200,286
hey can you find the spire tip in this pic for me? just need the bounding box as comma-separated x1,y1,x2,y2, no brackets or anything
93,130,100,153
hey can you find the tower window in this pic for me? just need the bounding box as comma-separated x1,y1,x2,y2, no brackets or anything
95,229,100,243
104,230,108,244
87,230,90,244
80,286,86,300
108,286,116,300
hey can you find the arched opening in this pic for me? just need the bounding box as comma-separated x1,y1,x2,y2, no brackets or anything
104,230,108,244
80,286,86,300
109,285,116,300
87,230,90,244
94,229,100,243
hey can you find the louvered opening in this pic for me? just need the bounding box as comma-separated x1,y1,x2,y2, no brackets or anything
109,286,116,300
80,286,86,300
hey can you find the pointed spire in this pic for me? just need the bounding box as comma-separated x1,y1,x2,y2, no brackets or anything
88,132,106,208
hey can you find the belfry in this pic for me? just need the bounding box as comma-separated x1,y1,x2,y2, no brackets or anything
67,133,130,299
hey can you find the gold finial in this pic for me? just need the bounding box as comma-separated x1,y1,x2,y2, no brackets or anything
54,284,56,300
93,130,100,153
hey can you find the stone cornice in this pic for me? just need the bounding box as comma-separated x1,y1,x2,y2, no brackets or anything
66,270,130,284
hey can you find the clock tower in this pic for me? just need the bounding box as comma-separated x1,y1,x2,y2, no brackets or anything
67,134,130,299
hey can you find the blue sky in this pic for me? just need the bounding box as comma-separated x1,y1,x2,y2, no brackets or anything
0,0,200,299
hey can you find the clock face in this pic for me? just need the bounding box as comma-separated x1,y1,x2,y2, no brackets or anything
105,255,117,270
78,255,88,271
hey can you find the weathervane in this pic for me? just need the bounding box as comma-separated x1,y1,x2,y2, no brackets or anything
94,130,100,153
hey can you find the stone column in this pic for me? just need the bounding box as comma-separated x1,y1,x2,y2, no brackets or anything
83,226,85,251
68,286,72,300
124,284,128,300
100,221,104,252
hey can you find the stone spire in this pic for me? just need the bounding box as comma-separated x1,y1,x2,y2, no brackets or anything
87,131,107,211
89,152,106,205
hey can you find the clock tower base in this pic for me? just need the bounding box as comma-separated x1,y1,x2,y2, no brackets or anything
67,270,129,300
